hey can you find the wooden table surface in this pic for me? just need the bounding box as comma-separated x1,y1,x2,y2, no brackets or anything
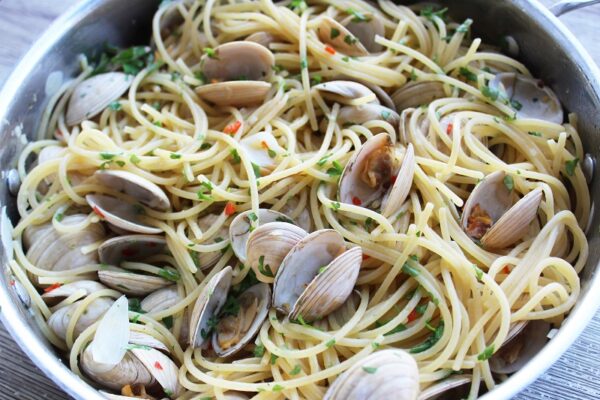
1,0,600,399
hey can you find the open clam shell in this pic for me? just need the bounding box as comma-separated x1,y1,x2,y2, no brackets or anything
86,194,162,234
98,235,167,266
246,222,308,282
141,285,182,313
324,349,420,400
239,131,286,173
314,80,378,105
193,213,230,270
317,17,369,56
81,348,156,391
66,72,132,126
229,209,294,263
212,283,271,357
273,229,362,322
95,170,170,211
417,375,471,400
461,171,543,249
381,144,415,217
340,12,385,54
42,280,108,306
338,133,396,208
489,73,563,123
48,297,113,341
195,41,274,107
490,320,551,374
245,31,283,48
189,266,233,348
98,267,172,296
392,82,446,111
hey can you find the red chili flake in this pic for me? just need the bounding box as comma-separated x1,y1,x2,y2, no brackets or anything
223,120,242,135
407,309,419,323
9,280,15,286
446,123,453,135
121,247,138,257
44,283,62,293
390,175,397,185
55,129,63,138
224,202,236,216
325,46,336,55
260,140,269,150
503,265,511,274
92,206,105,219
362,254,370,261
352,196,362,206
154,361,163,370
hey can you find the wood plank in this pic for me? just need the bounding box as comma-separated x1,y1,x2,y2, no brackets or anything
0,1,599,400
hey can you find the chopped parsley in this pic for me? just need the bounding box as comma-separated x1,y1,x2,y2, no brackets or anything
326,339,336,348
108,101,121,111
230,149,241,164
203,47,218,59
477,344,495,361
170,153,181,159
528,131,542,137
402,262,419,277
566,158,579,177
459,67,477,82
330,28,340,39
347,7,370,22
254,344,265,357
481,86,500,101
503,175,514,191
326,160,343,177
410,321,444,353
251,162,261,178
362,366,377,374
420,6,448,22
472,264,484,281
157,267,180,282
289,365,302,375
258,255,274,277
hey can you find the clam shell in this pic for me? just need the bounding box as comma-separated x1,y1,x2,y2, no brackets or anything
66,72,132,126
200,41,274,82
129,331,170,352
273,229,360,321
480,188,543,249
381,144,415,217
338,133,395,207
417,375,471,400
130,347,183,397
239,131,286,173
189,266,233,348
86,194,162,234
279,196,312,233
338,104,400,129
314,80,378,105
229,209,293,263
42,280,108,306
246,222,308,282
290,246,362,322
245,31,282,48
98,268,172,296
48,297,113,341
140,285,182,314
194,213,230,270
490,320,550,374
392,82,446,111
98,235,167,266
196,81,272,107
95,170,170,211
489,73,563,123
81,347,156,391
317,17,368,56
212,283,271,357
341,12,385,53
324,350,420,400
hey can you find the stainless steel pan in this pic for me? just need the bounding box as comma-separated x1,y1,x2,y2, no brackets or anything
0,1,599,399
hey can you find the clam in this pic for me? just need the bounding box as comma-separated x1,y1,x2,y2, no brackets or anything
229,209,295,263
340,11,385,54
141,286,182,313
245,222,307,281
490,320,551,374
279,196,312,232
324,349,420,400
488,73,563,123
81,296,182,397
392,82,446,111
42,280,108,306
417,375,471,400
86,194,162,234
48,297,113,341
461,171,543,249
189,267,233,348
245,31,283,48
195,41,274,107
272,229,362,322
239,131,286,174
317,17,368,56
314,80,378,105
98,266,173,296
212,283,271,357
338,103,400,130
66,72,132,126
193,213,230,270
95,170,170,211
98,235,167,266
24,214,105,275
338,133,415,217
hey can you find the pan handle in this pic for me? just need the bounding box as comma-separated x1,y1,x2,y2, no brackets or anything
550,0,600,16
